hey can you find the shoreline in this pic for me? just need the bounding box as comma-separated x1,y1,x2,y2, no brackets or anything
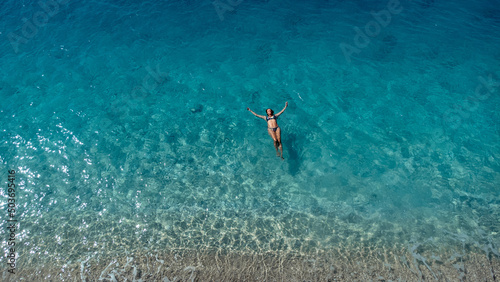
6,245,498,281
5,207,500,280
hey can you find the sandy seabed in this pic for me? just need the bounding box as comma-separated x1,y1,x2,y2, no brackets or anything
5,245,498,281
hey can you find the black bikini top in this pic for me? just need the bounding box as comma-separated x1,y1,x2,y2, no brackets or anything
266,115,277,121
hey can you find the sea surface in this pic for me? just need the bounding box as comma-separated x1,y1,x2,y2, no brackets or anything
1,0,499,279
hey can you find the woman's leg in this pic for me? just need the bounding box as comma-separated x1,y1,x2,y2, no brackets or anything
276,127,283,159
268,128,279,155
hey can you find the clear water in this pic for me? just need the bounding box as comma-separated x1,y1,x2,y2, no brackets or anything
1,0,499,277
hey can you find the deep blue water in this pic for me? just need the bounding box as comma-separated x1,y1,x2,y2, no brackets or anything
1,0,499,274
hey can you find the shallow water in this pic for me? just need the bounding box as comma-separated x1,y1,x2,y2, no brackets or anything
1,0,499,279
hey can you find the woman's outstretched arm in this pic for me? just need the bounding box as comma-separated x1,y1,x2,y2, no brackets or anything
247,107,266,120
275,102,288,117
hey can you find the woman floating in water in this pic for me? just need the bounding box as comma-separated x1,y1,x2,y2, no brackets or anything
247,102,288,159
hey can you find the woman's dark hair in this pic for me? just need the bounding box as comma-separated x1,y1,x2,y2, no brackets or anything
266,109,274,116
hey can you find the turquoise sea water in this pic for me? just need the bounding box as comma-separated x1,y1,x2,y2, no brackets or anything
1,0,499,278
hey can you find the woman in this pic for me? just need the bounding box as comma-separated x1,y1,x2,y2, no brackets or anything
247,102,288,159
